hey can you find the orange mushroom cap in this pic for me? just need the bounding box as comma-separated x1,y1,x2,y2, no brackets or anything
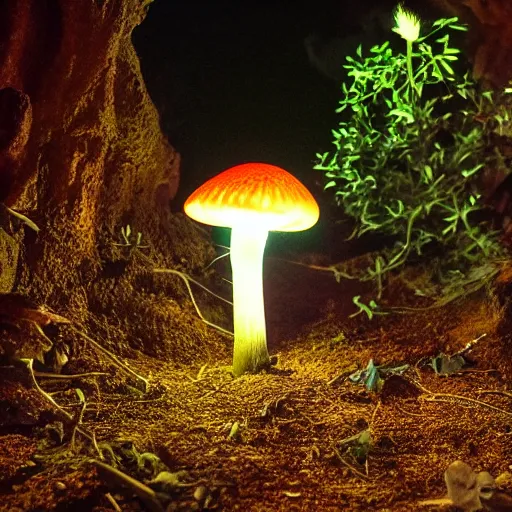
184,163,319,232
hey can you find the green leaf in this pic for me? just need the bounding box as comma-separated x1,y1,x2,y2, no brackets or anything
461,163,484,178
75,388,85,403
438,58,455,74
443,47,460,54
388,109,415,123
448,24,468,31
350,296,377,320
431,18,446,27
456,152,473,165
431,69,443,80
431,353,466,375
350,359,381,391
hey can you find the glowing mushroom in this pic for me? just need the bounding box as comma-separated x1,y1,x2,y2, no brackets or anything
184,162,319,376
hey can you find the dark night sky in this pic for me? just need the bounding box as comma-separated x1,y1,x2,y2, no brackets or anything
132,1,383,196
132,0,440,254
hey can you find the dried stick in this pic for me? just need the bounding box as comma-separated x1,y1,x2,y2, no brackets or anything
22,358,102,459
91,459,164,512
332,446,370,481
153,268,233,336
69,325,149,392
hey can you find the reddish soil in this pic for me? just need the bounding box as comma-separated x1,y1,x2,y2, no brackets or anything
1,252,512,511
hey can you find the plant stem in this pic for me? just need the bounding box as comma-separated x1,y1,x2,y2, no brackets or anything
406,40,418,99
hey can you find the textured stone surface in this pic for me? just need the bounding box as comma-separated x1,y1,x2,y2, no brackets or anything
0,0,187,309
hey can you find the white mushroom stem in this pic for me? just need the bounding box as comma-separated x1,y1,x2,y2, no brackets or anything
230,225,271,376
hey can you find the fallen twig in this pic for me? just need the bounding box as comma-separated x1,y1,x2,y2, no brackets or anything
332,446,370,481
71,389,87,454
413,381,512,418
478,389,512,400
5,205,40,232
199,381,231,400
22,358,73,421
69,325,149,392
153,268,233,336
327,369,353,386
34,371,108,379
420,392,512,418
417,497,453,507
22,358,102,458
91,459,164,512
105,493,122,512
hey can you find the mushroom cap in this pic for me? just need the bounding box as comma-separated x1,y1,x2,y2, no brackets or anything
184,163,319,232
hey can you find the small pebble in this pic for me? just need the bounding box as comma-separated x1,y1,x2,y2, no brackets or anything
194,485,208,502
54,481,66,492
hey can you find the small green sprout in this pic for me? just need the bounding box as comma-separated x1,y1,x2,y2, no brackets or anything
115,224,149,249
350,296,380,320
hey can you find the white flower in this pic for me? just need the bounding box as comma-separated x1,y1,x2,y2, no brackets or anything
392,4,421,42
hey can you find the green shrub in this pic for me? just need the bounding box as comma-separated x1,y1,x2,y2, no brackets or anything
315,6,511,297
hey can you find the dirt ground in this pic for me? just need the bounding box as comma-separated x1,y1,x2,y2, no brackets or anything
1,250,512,511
